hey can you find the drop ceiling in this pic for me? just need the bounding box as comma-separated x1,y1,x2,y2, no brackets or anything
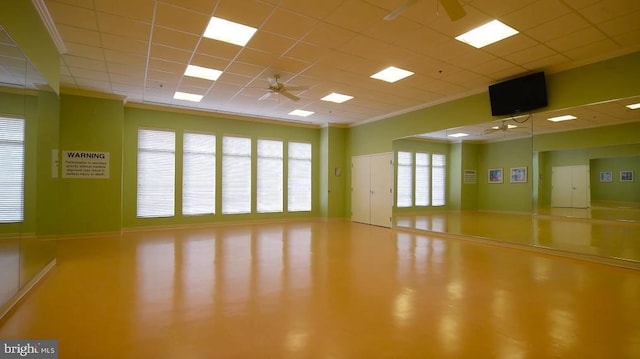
2,0,640,129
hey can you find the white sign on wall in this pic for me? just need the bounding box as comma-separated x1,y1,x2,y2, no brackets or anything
62,151,110,179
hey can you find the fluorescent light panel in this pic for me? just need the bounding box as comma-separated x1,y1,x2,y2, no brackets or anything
626,103,640,110
203,16,257,46
547,115,577,122
289,109,314,117
448,132,469,138
185,65,223,81
370,66,414,83
174,91,203,102
321,93,354,103
455,20,518,48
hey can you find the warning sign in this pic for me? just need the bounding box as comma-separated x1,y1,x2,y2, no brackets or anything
62,151,110,179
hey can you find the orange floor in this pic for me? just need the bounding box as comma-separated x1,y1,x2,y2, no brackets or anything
1,220,639,358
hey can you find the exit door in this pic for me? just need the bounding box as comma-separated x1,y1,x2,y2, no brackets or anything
351,153,393,227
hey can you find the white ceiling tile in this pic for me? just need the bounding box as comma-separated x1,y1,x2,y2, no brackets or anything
213,0,275,28
155,2,210,35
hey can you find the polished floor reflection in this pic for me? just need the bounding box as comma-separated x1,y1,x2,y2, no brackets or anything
1,221,639,358
395,210,640,267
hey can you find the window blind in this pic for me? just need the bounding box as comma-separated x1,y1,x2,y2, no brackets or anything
415,152,430,206
0,117,25,223
287,142,311,212
257,139,283,213
137,129,176,218
432,154,446,206
183,133,215,215
222,136,251,214
396,151,412,208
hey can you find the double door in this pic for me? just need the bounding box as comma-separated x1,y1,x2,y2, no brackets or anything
551,165,590,208
351,153,392,227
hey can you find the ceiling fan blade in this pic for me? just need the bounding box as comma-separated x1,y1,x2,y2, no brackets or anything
439,0,466,21
384,0,419,21
282,86,308,92
280,91,300,102
258,92,273,101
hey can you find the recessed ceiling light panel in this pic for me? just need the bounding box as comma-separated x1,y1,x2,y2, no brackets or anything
547,115,577,122
626,103,640,110
321,93,354,103
370,66,414,83
455,20,518,48
185,65,223,81
289,109,314,117
203,16,257,46
174,91,203,102
448,132,469,138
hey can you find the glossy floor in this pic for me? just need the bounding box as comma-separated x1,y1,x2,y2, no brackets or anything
395,210,640,266
1,220,639,358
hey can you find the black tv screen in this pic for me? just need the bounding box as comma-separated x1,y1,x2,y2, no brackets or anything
489,72,548,116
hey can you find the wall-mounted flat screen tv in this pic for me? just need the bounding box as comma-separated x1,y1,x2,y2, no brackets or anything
488,71,548,116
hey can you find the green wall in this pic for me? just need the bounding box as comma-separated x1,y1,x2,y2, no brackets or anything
58,94,124,235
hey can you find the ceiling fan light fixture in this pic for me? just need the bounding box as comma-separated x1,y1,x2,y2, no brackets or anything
322,93,354,103
370,66,414,83
547,115,577,122
173,91,203,102
492,124,517,130
203,16,257,47
289,109,314,117
185,65,223,81
626,103,640,110
455,20,518,48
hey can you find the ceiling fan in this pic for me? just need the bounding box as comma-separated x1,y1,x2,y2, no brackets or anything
259,74,308,102
384,0,466,22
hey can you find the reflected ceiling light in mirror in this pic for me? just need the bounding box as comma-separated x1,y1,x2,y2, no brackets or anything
289,109,314,117
370,66,414,83
184,65,223,81
626,103,640,110
203,16,257,46
448,132,469,138
492,124,517,130
547,115,577,122
173,91,203,102
455,20,518,48
321,93,354,103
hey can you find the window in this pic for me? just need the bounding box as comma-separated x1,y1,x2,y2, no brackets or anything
415,153,430,206
137,129,175,218
257,139,283,213
222,136,251,214
432,154,446,206
183,133,215,215
288,142,311,212
396,151,412,208
396,151,446,208
0,117,25,223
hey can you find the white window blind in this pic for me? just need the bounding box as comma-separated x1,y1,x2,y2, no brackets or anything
287,142,311,212
183,133,215,215
432,154,446,206
0,117,25,223
257,139,283,213
415,152,430,206
222,136,251,214
137,129,175,218
396,151,412,208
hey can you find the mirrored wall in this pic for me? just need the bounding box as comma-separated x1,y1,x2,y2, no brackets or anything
393,96,640,267
0,25,59,316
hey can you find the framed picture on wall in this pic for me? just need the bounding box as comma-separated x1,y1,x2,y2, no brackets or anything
488,168,503,183
510,167,527,183
620,170,634,182
599,171,613,183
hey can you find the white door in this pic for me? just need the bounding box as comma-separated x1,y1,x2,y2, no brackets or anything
369,153,393,227
351,156,371,224
551,165,590,208
351,153,393,227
